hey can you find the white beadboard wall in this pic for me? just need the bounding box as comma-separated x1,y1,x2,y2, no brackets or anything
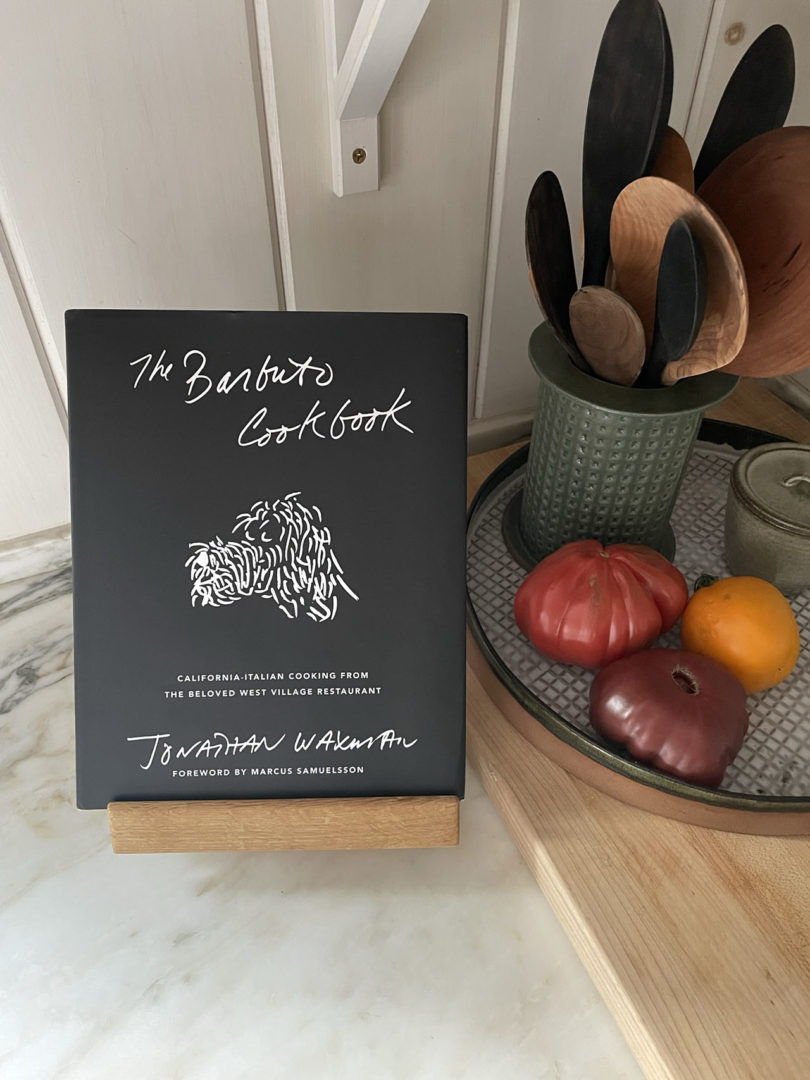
0,0,506,542
262,0,505,401
0,0,282,382
4,0,810,542
0,0,283,541
0,245,69,542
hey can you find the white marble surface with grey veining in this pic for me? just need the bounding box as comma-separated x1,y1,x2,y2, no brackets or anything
0,544,642,1080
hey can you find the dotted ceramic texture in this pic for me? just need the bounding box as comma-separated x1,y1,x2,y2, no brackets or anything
519,372,702,560
467,444,810,798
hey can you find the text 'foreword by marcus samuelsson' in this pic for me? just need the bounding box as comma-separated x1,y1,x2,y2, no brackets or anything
127,728,419,771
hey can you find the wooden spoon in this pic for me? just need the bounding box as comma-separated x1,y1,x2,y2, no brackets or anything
610,176,748,383
699,126,810,378
649,128,694,193
569,287,646,385
582,0,671,286
525,171,589,371
694,24,794,189
636,219,707,387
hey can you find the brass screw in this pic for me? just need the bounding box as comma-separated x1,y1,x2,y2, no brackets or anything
352,147,367,165
725,21,745,46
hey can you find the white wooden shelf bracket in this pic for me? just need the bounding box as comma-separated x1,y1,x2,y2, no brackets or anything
324,0,432,196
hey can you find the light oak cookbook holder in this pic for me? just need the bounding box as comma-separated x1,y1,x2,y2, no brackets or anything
107,795,459,853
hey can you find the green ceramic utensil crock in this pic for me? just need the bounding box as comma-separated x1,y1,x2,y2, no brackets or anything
518,322,738,563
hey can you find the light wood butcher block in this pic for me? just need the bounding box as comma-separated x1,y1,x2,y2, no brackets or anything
466,379,810,1080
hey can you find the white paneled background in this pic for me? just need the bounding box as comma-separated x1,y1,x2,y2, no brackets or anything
1,0,809,542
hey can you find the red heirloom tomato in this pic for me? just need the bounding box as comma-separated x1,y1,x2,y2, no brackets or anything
589,648,749,788
514,539,688,668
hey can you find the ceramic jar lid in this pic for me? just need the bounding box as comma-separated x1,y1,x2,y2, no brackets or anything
731,442,810,537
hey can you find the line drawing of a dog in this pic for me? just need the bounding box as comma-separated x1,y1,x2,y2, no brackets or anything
185,492,359,622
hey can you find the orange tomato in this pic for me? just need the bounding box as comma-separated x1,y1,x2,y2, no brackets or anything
680,576,800,694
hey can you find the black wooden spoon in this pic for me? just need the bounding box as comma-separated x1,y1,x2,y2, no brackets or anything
525,171,590,371
694,24,794,188
636,218,707,388
582,0,671,287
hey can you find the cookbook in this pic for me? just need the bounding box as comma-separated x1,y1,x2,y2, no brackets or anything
66,310,467,808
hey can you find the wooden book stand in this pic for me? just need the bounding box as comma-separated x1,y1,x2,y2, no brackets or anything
107,795,460,853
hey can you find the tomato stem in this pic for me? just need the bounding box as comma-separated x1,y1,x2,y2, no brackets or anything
693,573,719,593
671,667,699,695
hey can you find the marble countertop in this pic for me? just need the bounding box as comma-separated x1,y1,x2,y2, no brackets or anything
1,541,642,1080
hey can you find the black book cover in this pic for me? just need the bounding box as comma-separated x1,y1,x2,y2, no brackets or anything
66,310,467,809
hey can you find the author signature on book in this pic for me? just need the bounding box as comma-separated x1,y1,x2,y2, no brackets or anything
127,728,419,771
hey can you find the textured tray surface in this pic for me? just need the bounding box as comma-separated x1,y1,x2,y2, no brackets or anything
467,443,810,799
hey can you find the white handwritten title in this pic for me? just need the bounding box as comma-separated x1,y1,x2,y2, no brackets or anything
129,349,415,447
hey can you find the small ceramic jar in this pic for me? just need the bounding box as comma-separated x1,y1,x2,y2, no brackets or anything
725,442,810,595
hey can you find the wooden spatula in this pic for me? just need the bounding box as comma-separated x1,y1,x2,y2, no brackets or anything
649,128,694,193
694,24,794,188
569,287,646,385
582,0,671,287
525,171,589,371
699,126,810,378
610,176,748,383
636,219,706,387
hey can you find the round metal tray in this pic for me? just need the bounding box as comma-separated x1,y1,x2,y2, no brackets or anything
466,420,810,832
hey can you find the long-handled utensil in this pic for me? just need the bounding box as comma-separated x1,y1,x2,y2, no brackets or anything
699,126,810,378
694,24,794,188
610,176,748,383
569,286,646,385
650,128,694,193
636,218,706,387
582,0,671,287
525,171,589,371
